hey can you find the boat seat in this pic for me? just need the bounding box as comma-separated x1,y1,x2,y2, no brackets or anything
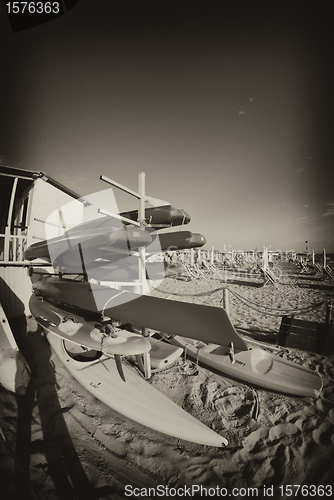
148,337,183,369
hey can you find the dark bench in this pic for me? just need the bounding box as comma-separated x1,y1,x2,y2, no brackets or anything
277,314,334,354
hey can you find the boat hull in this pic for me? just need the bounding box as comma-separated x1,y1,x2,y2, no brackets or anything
46,333,227,447
152,231,206,252
25,225,153,264
121,205,191,227
29,294,151,356
170,337,323,398
31,274,249,351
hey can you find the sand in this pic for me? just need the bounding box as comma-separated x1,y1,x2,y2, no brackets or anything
1,260,334,499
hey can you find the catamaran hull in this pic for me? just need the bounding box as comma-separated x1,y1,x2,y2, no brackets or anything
29,294,151,356
169,337,323,398
25,225,152,264
43,331,227,447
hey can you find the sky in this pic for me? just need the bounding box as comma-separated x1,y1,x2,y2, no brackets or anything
1,1,333,253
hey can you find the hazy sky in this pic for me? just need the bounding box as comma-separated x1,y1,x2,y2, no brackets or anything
1,1,333,252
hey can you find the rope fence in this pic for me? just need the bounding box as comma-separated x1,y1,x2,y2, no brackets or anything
228,290,327,318
155,285,332,321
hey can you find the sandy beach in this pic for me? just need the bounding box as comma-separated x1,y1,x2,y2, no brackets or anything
1,2,334,498
1,260,334,500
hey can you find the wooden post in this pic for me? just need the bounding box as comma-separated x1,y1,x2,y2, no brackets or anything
322,301,333,354
142,327,151,379
210,246,214,265
137,172,150,295
138,173,151,378
190,248,194,267
262,247,268,272
312,250,315,266
223,287,229,315
323,249,326,269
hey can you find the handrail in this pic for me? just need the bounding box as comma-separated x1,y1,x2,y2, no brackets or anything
0,260,53,266
0,234,28,239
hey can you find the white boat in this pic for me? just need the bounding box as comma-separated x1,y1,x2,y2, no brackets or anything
46,332,227,447
1,165,227,447
168,336,323,398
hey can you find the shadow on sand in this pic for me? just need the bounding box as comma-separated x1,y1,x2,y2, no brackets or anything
11,315,113,500
296,282,334,291
225,279,263,288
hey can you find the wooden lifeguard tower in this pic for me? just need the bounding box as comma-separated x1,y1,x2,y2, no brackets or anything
0,165,78,320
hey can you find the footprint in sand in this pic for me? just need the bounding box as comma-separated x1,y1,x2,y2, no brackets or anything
295,416,320,433
214,386,257,427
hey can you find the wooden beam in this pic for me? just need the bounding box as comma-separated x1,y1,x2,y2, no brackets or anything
100,174,141,199
100,174,170,207
97,208,141,227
